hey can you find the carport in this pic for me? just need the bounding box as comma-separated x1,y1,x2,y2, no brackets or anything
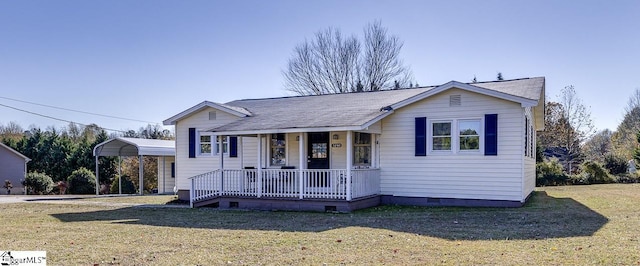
93,137,175,195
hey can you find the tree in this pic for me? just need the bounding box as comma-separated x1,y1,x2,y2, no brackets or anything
472,76,477,83
611,88,640,159
283,21,412,95
0,121,24,142
582,129,612,163
497,72,504,81
538,86,595,173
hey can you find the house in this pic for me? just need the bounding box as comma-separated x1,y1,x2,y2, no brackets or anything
0,142,30,195
163,77,545,211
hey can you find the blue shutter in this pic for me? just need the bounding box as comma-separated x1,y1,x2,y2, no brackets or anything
485,114,498,156
171,162,175,178
188,128,196,158
415,117,427,156
229,136,238,158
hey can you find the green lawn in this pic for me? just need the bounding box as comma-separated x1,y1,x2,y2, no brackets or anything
1,184,639,265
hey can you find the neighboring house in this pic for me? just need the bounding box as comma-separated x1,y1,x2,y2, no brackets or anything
163,77,545,211
0,142,30,195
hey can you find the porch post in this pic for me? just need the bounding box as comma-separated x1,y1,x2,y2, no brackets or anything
346,130,353,200
238,136,244,169
298,132,304,199
371,134,377,168
162,156,166,194
138,155,143,195
219,135,224,193
257,134,262,198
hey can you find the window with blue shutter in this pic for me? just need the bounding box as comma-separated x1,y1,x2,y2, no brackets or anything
229,136,238,158
485,114,498,156
188,128,196,158
415,117,427,156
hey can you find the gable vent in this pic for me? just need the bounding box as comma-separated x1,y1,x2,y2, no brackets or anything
449,95,461,107
209,111,217,120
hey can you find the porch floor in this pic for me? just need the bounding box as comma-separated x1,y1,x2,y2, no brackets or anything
194,195,381,212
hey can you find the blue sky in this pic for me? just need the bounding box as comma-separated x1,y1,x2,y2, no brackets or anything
1,0,638,133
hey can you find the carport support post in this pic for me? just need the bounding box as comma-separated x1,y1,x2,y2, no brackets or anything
138,155,143,195
118,156,122,195
95,156,99,195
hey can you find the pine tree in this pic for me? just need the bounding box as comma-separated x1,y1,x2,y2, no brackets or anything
497,72,504,81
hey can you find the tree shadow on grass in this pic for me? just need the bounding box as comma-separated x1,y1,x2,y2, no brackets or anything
50,191,608,240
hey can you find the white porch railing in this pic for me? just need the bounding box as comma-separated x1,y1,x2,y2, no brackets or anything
188,168,380,207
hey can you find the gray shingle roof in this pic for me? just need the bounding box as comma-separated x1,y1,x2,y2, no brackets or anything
209,77,544,133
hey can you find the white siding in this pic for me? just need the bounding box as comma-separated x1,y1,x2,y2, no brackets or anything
331,131,347,169
174,107,243,190
523,157,536,200
241,137,258,168
156,156,175,194
379,89,525,201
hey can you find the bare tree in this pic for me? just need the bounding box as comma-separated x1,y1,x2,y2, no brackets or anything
560,86,596,172
0,121,24,141
284,21,412,95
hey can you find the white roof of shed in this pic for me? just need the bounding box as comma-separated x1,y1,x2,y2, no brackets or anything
93,137,175,157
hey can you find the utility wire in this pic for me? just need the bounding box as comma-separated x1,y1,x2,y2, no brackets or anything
0,102,128,133
0,96,159,124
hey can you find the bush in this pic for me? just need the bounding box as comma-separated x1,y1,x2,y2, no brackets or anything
536,158,569,186
615,172,640,183
604,154,628,175
24,172,54,194
110,175,136,194
67,167,96,194
576,161,614,185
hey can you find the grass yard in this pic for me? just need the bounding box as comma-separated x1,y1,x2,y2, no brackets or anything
1,184,639,265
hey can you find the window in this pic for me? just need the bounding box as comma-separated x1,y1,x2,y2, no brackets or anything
429,118,483,154
270,133,286,166
216,136,228,154
354,132,371,166
432,122,452,151
525,115,534,158
459,120,480,151
199,134,212,155
197,132,227,156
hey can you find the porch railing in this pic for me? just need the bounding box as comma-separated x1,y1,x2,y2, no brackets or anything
188,168,380,207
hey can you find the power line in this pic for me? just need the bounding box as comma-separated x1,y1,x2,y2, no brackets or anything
0,102,128,133
0,96,159,124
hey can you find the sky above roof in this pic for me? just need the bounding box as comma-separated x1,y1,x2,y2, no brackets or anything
0,0,638,133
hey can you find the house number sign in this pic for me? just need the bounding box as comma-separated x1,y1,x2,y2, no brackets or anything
331,143,342,148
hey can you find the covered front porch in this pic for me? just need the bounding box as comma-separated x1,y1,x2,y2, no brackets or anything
189,130,381,210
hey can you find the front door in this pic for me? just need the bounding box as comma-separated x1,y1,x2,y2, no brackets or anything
307,132,330,169
307,132,330,188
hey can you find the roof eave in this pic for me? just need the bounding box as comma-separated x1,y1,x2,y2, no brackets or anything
163,101,251,125
390,81,540,110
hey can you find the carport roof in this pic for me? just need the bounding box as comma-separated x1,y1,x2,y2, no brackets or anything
93,137,175,157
